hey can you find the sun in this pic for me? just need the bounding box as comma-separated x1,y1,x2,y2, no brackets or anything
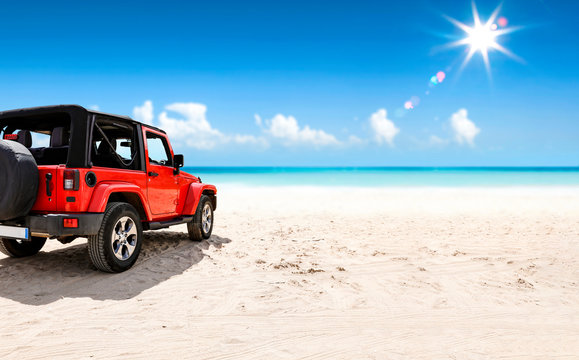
467,23,498,52
442,1,523,77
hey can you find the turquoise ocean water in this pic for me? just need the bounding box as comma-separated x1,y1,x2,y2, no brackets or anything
181,167,579,187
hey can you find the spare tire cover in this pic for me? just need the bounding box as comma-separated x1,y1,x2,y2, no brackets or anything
0,140,39,221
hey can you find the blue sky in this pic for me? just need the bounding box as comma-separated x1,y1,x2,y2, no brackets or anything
1,0,578,166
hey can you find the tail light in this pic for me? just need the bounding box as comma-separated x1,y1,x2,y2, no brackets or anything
63,170,80,191
63,218,78,228
3,134,18,140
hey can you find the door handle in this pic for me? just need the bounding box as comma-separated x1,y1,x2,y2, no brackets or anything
45,173,52,196
148,171,159,177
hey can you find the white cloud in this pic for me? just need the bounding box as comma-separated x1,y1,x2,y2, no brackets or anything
450,108,480,146
254,114,262,126
348,135,365,145
133,100,154,125
429,135,448,146
232,134,269,148
263,114,339,146
159,102,224,150
89,105,100,111
156,102,268,150
369,109,399,146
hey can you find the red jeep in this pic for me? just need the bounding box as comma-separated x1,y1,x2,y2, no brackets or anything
0,105,217,272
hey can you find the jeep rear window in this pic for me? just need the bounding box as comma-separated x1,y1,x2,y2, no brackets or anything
0,113,72,165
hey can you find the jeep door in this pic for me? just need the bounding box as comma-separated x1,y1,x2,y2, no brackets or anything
143,129,180,215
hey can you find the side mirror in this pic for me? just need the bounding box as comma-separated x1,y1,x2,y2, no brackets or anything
173,154,184,174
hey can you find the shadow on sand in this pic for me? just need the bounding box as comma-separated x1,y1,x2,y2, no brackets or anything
0,231,231,305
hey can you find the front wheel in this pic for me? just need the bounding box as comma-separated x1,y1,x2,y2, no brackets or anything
187,195,214,241
88,202,143,273
0,237,46,258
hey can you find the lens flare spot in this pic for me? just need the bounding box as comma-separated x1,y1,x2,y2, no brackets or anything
436,71,446,83
490,23,497,30
430,75,438,85
498,16,508,27
394,108,406,117
404,101,414,110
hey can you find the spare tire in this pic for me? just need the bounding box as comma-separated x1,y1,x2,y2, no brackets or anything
0,140,39,221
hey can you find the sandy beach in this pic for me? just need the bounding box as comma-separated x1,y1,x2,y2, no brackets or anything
1,186,578,359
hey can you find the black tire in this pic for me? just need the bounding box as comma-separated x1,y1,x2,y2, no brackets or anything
0,237,46,258
187,195,214,241
88,202,143,273
0,140,39,221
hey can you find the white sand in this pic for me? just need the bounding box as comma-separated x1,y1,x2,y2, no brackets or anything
1,186,578,359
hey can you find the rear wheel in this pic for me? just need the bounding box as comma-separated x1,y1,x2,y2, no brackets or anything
88,202,143,273
187,195,214,241
0,237,46,258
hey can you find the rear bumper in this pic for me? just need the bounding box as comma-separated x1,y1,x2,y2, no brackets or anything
27,213,104,237
0,213,104,238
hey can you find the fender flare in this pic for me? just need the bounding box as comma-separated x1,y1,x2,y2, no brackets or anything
182,183,217,216
87,182,152,220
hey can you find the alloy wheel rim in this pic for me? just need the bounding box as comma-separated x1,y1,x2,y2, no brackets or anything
111,216,138,261
201,203,212,234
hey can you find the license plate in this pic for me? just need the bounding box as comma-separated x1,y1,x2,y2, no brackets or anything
0,225,29,240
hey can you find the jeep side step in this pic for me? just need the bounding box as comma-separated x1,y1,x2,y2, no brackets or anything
147,216,194,231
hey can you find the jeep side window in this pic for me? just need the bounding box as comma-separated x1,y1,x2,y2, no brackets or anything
146,133,172,167
91,119,140,170
31,132,51,148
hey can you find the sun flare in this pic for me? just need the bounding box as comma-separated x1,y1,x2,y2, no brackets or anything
442,1,523,77
467,23,498,52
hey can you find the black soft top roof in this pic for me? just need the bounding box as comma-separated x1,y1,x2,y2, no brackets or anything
0,105,166,134
0,105,165,168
